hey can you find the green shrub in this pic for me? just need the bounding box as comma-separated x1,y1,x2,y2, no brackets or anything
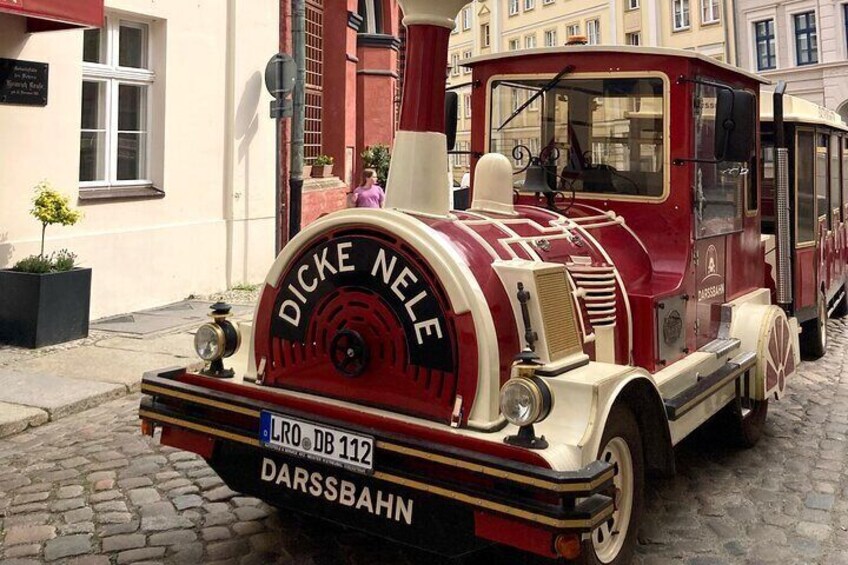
314,154,334,166
29,181,82,259
52,249,78,272
361,144,391,187
12,255,54,274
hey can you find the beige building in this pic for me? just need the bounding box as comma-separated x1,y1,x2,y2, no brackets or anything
448,0,736,178
735,0,848,121
0,0,278,318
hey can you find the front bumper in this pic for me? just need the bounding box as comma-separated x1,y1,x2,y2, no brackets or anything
140,369,615,557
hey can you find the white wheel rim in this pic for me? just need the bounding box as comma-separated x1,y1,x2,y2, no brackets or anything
592,437,634,563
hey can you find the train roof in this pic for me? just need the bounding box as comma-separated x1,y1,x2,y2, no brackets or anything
463,45,769,84
760,91,848,131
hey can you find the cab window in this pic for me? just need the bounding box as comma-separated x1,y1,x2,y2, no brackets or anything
816,134,829,227
489,76,665,198
796,131,816,243
693,82,745,239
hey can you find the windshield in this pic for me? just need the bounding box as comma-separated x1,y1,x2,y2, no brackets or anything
489,76,665,198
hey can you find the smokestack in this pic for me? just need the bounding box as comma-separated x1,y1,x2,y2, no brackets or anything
385,0,469,217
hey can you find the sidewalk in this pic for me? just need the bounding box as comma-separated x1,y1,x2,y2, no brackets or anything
0,295,256,438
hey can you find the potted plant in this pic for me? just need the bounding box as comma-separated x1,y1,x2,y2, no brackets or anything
0,182,90,348
302,163,313,179
361,144,391,187
312,154,335,178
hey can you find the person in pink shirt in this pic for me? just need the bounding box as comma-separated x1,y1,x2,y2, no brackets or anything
351,169,385,209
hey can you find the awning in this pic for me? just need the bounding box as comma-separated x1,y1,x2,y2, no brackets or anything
0,0,103,32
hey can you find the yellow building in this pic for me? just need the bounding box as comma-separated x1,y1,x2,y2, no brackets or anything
448,0,737,179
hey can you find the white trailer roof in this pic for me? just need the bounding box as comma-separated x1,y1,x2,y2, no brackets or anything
761,91,848,131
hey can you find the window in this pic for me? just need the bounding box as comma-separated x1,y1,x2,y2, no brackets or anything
543,0,556,5
451,53,460,76
693,82,747,238
566,24,580,39
462,50,472,74
462,7,472,31
481,24,491,47
490,76,665,199
673,0,690,31
509,0,519,16
525,0,536,10
628,0,639,9
525,34,537,49
831,134,842,222
794,11,818,66
464,94,472,119
509,38,520,51
587,19,600,44
701,0,720,24
80,19,154,187
544,29,558,46
797,131,816,243
754,20,776,70
358,0,383,34
626,32,641,46
816,134,829,227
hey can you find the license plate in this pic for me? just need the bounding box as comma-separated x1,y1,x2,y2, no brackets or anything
259,412,374,473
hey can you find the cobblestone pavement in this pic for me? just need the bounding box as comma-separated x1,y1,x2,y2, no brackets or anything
1,320,847,564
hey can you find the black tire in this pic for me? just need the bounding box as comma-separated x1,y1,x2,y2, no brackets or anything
832,285,848,318
575,405,644,565
718,396,769,448
800,292,827,360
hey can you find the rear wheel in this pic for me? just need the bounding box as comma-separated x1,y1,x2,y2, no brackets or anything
800,292,827,360
576,405,644,565
719,396,769,448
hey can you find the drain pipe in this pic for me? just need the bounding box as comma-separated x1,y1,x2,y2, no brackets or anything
773,81,793,314
288,0,306,240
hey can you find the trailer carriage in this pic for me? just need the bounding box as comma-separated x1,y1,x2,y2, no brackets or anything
138,1,844,562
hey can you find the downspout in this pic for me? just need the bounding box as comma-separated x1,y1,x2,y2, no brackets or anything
773,81,793,314
289,0,306,239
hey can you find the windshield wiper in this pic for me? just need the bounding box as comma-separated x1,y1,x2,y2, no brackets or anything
497,64,574,132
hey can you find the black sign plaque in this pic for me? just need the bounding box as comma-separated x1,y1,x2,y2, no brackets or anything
0,58,48,106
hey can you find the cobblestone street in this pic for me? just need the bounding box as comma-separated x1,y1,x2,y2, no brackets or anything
1,319,848,564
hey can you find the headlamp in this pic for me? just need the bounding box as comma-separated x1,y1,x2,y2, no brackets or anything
500,376,552,427
194,302,241,378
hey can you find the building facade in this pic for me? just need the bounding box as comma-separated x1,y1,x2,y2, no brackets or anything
1,0,279,318
735,0,848,121
447,0,737,180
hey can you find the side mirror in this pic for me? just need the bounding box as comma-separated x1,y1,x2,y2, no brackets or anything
714,89,755,162
445,91,459,151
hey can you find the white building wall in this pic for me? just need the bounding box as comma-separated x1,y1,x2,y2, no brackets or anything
0,0,278,318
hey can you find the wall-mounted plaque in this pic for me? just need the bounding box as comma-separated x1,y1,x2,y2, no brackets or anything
0,58,49,106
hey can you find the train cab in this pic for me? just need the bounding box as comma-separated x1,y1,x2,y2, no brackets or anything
760,93,848,357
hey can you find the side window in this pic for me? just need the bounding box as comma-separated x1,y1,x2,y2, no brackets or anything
796,131,816,243
831,134,841,221
815,133,829,228
761,137,775,233
693,82,745,239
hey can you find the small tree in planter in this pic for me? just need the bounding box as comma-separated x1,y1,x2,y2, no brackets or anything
0,182,91,348
312,155,335,178
361,144,391,187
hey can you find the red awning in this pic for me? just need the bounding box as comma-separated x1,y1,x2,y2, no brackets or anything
0,0,103,32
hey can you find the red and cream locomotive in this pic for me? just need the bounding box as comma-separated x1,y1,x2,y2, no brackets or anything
139,1,848,562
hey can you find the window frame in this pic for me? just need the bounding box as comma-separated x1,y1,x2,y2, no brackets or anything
566,24,580,39
793,11,819,66
80,16,155,191
462,7,472,31
509,0,519,17
524,34,537,49
628,0,640,10
481,23,491,47
544,29,558,47
796,128,818,245
673,0,691,31
754,19,777,71
626,32,641,46
524,0,536,11
586,19,600,44
450,52,460,76
462,50,473,74
701,0,720,24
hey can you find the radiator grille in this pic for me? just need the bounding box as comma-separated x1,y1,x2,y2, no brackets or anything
567,265,618,327
534,269,582,360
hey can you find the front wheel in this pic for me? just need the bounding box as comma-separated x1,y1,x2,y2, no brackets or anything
577,405,644,565
800,292,827,360
719,396,769,448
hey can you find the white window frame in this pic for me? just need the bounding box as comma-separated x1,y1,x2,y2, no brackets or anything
543,0,556,5
80,16,155,189
464,94,472,118
524,0,536,11
626,31,641,45
509,38,520,51
566,24,580,39
482,23,491,47
509,0,519,16
462,50,473,74
628,0,639,9
544,29,559,47
701,0,720,24
462,7,472,31
450,52,460,76
586,19,600,44
524,34,537,49
673,0,691,31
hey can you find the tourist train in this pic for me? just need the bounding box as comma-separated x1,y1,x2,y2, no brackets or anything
139,0,848,562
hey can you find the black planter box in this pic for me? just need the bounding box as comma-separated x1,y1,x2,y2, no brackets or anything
0,268,92,348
